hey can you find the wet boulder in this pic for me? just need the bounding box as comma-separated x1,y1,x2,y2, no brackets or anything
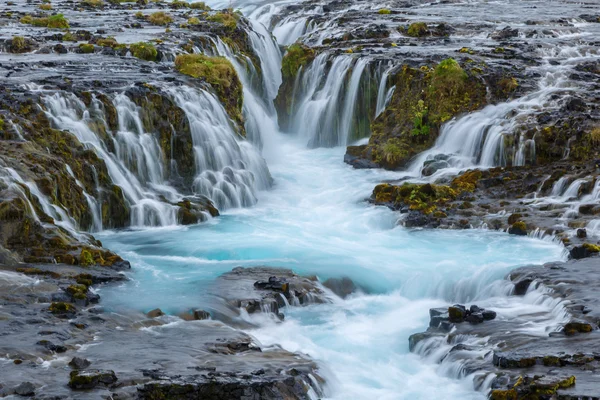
14,382,35,397
322,277,357,298
491,26,519,40
69,370,117,390
69,357,91,370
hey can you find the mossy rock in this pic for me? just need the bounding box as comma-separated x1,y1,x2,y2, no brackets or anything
49,302,76,315
174,54,244,131
206,9,240,31
373,182,457,215
281,43,316,79
129,42,157,61
69,370,117,390
406,22,429,37
357,59,487,170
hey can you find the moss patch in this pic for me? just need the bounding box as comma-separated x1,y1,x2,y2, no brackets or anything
148,11,173,26
174,54,244,130
129,42,157,61
281,43,316,79
357,59,486,170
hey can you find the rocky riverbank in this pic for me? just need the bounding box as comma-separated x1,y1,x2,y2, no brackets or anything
0,263,333,398
409,256,600,399
1,0,600,398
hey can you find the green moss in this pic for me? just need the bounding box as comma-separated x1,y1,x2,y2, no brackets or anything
82,0,105,7
169,0,189,8
39,3,52,10
207,9,240,30
79,249,94,266
407,22,428,37
49,302,75,314
489,389,517,400
48,14,70,29
451,170,482,193
62,31,76,41
498,77,518,95
542,356,561,366
66,284,88,300
378,8,391,14
10,36,27,53
187,17,200,25
129,42,157,61
148,11,173,25
79,43,94,53
582,243,600,253
189,1,210,9
281,43,316,79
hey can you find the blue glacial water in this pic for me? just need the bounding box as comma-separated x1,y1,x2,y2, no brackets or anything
97,136,566,400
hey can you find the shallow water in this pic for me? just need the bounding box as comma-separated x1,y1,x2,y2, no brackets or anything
99,135,566,399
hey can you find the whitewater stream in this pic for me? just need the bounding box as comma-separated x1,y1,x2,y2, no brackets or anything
84,0,593,398
98,138,566,399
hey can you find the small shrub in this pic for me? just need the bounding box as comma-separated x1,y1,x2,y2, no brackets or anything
48,14,70,28
10,36,27,52
79,43,94,53
39,4,53,10
206,9,239,30
129,42,157,61
407,22,428,37
148,11,173,25
188,17,200,25
189,1,210,10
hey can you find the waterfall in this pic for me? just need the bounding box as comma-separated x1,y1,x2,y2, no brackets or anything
285,54,372,147
375,63,395,118
168,86,271,209
212,30,282,148
43,93,180,227
42,84,272,227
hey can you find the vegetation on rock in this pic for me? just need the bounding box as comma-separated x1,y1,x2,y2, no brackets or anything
148,11,173,26
129,42,157,61
207,9,240,30
174,54,244,130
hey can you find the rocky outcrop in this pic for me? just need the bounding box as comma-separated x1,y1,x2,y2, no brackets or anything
409,257,600,399
0,263,324,399
347,59,488,170
208,267,336,324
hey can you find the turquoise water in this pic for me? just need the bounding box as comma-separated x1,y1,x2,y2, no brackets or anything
98,138,565,399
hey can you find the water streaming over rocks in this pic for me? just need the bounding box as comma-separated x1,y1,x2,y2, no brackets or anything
1,0,599,398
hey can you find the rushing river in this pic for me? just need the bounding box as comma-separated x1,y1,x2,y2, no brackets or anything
91,0,595,397
98,134,566,399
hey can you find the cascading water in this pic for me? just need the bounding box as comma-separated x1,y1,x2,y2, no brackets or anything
43,92,180,227
408,47,598,179
11,0,591,398
168,86,271,209
286,53,372,147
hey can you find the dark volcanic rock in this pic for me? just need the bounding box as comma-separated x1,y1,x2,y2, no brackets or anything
69,357,91,370
209,267,332,324
68,370,118,390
